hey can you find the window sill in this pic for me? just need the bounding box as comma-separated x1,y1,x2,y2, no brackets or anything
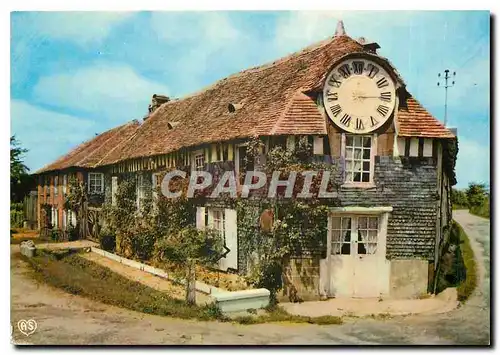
341,182,376,189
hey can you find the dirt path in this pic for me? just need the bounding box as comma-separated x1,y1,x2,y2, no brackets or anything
10,212,490,345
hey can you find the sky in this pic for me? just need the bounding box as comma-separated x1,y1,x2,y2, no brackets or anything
10,11,490,188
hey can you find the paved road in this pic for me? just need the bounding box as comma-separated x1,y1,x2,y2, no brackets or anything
11,211,490,345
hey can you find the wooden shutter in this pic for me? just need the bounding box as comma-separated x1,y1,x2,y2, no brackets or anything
222,209,238,271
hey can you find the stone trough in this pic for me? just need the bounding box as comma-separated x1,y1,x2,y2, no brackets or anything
20,240,36,258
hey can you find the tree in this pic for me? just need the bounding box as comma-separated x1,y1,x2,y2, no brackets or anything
10,136,33,202
465,183,487,208
451,188,468,208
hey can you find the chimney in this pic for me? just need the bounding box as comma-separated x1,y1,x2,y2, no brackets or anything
357,36,380,54
334,20,346,37
145,94,170,120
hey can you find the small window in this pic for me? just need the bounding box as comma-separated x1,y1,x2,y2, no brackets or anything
88,173,104,194
54,176,59,195
209,208,225,239
192,150,205,171
344,135,373,183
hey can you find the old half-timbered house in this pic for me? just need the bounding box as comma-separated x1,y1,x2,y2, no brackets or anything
34,22,457,301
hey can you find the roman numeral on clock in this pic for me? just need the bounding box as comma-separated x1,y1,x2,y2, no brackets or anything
366,63,379,79
340,114,352,127
328,76,342,88
355,118,364,130
352,61,364,75
330,104,342,117
380,91,391,102
377,105,389,116
338,64,351,79
376,77,389,88
326,91,338,102
370,116,379,127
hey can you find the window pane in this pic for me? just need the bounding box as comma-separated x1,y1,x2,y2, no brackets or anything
362,172,370,182
346,160,353,172
354,148,362,159
345,172,353,182
353,161,362,172
363,149,370,159
363,161,370,171
358,242,367,254
342,217,351,230
369,217,378,229
363,136,372,147
346,136,354,147
358,217,367,229
341,243,351,255
367,230,378,243
332,229,341,243
331,217,341,230
354,136,362,147
366,243,377,254
332,243,341,255
346,148,353,159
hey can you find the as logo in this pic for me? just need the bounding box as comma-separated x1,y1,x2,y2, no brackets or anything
17,319,37,336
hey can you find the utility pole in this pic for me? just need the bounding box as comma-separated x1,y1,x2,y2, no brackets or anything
437,70,456,126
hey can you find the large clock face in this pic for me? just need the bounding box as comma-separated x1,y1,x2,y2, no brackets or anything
323,57,396,134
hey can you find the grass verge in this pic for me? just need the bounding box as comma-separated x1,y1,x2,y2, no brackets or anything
20,250,225,321
233,306,342,325
451,221,478,302
19,250,342,325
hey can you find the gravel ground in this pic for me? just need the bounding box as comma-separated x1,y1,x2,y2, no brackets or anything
10,210,490,345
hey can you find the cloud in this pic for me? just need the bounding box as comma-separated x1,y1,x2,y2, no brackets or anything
13,12,133,46
149,12,246,95
273,11,419,54
455,138,490,188
32,64,170,121
150,12,239,46
10,100,97,171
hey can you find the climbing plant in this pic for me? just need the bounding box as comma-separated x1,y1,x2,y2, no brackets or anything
236,135,341,302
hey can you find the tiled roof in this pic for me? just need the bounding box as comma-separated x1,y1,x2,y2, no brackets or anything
36,34,456,173
35,121,140,173
397,97,456,138
99,35,364,165
271,91,326,135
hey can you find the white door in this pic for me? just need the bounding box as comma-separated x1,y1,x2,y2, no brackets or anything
324,214,389,298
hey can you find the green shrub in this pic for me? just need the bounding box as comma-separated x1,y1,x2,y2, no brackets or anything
67,224,79,241
130,225,157,260
452,221,478,302
154,227,224,266
99,229,116,252
10,210,24,228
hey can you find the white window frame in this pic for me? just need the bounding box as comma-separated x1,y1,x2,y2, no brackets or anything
208,208,225,239
341,133,377,188
330,215,379,256
191,149,205,171
88,172,104,194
